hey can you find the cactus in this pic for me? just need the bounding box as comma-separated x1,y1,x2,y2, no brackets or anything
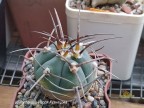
32,9,99,101
91,0,126,7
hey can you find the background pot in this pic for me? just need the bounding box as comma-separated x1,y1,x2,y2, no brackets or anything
7,0,67,47
11,51,112,108
66,0,144,80
0,0,6,68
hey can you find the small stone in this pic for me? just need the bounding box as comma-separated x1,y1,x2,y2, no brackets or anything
70,1,76,7
81,101,86,107
114,4,119,8
89,87,95,92
94,96,101,100
83,102,92,108
99,100,106,106
30,99,37,106
31,75,35,79
27,63,33,68
27,81,34,88
104,79,108,83
122,4,132,14
24,91,30,97
94,83,99,92
99,65,107,70
85,93,91,97
35,85,40,90
26,75,32,81
99,61,106,66
30,92,36,98
84,0,91,6
96,105,100,108
15,105,19,108
29,67,34,73
15,100,23,105
97,70,104,76
76,0,82,8
91,99,98,108
109,7,116,12
38,99,43,105
23,82,28,89
18,92,22,95
19,102,25,108
90,91,97,97
17,94,23,99
22,97,27,101
98,88,104,97
21,89,27,94
36,104,43,108
87,95,95,102
132,4,140,9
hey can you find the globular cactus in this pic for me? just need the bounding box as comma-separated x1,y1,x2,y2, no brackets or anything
32,9,99,101
30,9,118,102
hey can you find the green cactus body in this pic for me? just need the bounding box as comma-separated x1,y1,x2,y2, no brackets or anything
34,43,95,100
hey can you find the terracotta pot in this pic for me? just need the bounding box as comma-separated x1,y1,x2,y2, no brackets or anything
11,51,112,108
7,0,67,47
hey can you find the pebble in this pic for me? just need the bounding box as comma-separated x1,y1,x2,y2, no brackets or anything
104,79,108,83
96,105,100,108
87,95,95,102
31,74,35,79
28,67,34,73
97,70,104,76
99,65,107,70
83,102,92,108
23,82,28,89
15,105,19,108
26,75,32,81
89,87,95,92
91,99,98,108
98,88,104,97
94,96,101,100
27,81,34,88
84,0,91,6
100,100,106,106
24,91,30,97
35,85,40,91
35,104,43,108
18,92,22,95
30,91,36,98
122,4,132,14
15,100,23,105
21,89,27,94
17,94,23,99
90,91,97,97
30,99,37,106
18,102,25,108
82,100,86,107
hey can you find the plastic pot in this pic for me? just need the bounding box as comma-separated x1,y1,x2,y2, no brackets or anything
7,0,67,47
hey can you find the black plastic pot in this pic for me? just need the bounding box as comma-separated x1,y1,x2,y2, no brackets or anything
0,0,6,68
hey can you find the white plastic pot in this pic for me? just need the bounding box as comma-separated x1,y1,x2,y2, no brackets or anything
66,0,144,80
